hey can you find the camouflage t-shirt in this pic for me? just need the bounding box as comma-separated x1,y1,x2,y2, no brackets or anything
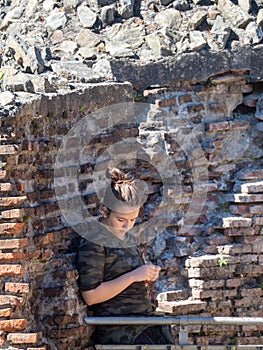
77,238,156,344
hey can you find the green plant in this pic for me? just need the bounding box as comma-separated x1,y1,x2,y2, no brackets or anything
31,120,38,131
218,203,229,212
229,338,236,345
134,92,144,102
259,282,263,289
0,71,4,81
218,256,228,267
46,112,54,119
62,110,68,119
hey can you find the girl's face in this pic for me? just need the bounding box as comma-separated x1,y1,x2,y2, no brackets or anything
104,208,140,239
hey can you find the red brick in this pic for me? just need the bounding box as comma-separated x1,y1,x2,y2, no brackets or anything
0,183,13,191
0,144,18,154
0,307,13,317
0,238,29,250
47,326,85,338
156,98,177,108
0,223,26,235
0,335,5,346
0,170,6,179
0,252,27,261
252,241,263,253
1,208,25,219
205,121,229,132
226,278,244,288
5,282,30,294
178,94,192,104
234,193,263,203
238,169,263,180
34,232,55,247
157,299,207,315
7,333,38,344
241,287,262,298
0,295,24,306
217,244,252,254
0,264,25,276
187,103,204,113
224,226,260,236
229,121,250,129
0,195,27,207
222,217,252,228
253,216,263,225
0,319,26,332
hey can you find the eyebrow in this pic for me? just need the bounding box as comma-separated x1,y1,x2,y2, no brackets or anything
117,215,137,220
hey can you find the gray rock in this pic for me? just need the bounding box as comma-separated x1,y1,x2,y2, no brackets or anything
5,36,31,73
77,5,97,28
3,71,34,93
105,23,145,54
154,9,182,30
51,61,105,82
117,0,134,19
0,6,24,28
0,91,15,106
190,31,207,51
73,0,82,7
187,9,207,30
55,40,78,55
43,0,57,12
161,0,174,6
27,46,45,73
78,47,97,60
244,21,263,44
145,31,177,57
101,5,116,26
217,0,253,29
45,8,67,31
255,96,263,120
105,41,135,57
24,0,39,19
210,15,231,49
76,29,102,48
257,9,263,27
87,0,116,7
92,58,113,80
173,0,190,11
30,74,59,93
238,0,252,14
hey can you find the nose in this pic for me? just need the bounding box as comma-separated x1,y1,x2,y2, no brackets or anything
122,221,129,229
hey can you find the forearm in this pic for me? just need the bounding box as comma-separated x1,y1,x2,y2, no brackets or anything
82,270,136,306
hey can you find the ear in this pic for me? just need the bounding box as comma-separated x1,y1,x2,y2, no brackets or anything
101,206,110,218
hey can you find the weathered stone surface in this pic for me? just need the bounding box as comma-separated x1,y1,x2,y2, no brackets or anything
45,8,68,30
187,9,207,30
210,15,231,49
217,0,253,29
0,91,15,106
77,4,97,28
255,96,263,120
190,31,206,51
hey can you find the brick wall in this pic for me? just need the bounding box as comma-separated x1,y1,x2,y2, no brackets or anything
0,74,262,348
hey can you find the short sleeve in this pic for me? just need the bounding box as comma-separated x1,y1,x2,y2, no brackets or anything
77,239,105,292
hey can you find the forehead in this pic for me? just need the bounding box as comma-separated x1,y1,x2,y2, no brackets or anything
110,209,140,220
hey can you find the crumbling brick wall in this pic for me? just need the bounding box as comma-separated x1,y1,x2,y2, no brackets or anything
0,73,262,349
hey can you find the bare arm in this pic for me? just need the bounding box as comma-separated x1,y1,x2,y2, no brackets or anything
82,264,161,306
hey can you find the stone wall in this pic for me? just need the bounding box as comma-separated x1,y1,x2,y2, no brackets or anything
0,70,263,349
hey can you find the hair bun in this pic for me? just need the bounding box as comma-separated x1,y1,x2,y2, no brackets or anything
106,167,133,185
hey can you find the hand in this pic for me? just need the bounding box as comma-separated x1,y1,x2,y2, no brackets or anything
131,264,161,283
